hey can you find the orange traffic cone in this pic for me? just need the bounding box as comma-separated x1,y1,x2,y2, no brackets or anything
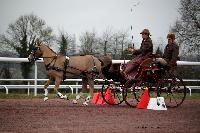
91,93,101,104
103,87,115,104
96,92,106,105
99,98,106,105
97,98,104,105
136,87,150,109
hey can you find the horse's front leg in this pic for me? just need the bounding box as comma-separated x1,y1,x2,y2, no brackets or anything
82,75,94,106
55,77,68,100
43,78,52,101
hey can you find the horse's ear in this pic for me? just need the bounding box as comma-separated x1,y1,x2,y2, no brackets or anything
35,39,41,46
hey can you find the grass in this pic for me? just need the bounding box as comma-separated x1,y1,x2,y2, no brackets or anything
0,92,200,99
0,92,92,99
185,93,200,99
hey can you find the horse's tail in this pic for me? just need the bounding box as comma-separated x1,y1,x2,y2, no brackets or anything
97,55,112,79
97,55,112,68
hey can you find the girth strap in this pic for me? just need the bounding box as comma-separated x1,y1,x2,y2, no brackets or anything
45,56,57,70
45,57,69,81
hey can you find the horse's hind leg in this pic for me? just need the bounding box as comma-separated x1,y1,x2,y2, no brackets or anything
73,76,87,104
72,76,87,104
82,76,88,92
82,75,94,106
43,78,52,101
55,77,68,99
87,74,94,97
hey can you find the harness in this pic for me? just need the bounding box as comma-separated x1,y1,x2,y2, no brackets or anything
31,45,100,80
65,55,99,78
42,55,99,81
45,56,69,81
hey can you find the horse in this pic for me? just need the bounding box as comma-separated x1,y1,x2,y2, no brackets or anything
28,42,112,105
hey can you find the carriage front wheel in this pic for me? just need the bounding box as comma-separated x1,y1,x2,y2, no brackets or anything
101,80,124,105
124,78,158,108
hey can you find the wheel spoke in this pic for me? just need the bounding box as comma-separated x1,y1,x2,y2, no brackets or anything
101,81,124,105
157,72,186,108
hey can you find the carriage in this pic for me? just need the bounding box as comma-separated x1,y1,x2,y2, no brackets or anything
28,42,186,107
101,54,187,108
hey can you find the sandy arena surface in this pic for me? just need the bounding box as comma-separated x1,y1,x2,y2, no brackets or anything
0,99,200,133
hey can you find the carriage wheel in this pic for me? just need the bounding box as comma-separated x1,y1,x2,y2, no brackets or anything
157,71,187,108
101,81,124,105
124,78,158,107
124,79,144,107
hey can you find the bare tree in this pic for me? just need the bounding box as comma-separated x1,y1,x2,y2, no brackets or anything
79,31,98,55
79,28,131,58
171,0,200,55
69,34,77,55
98,27,114,55
114,30,131,59
97,28,131,59
0,14,55,79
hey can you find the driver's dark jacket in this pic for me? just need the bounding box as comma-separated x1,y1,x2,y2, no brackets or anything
163,43,179,67
133,37,153,56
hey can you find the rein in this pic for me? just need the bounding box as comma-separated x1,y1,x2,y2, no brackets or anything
35,55,101,79
31,44,102,80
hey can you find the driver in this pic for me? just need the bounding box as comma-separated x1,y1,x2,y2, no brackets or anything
156,33,179,74
123,29,153,81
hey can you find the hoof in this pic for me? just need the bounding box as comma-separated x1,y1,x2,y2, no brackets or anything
44,97,48,101
76,95,81,100
85,96,91,101
84,96,91,103
83,101,88,106
60,95,69,100
72,100,78,104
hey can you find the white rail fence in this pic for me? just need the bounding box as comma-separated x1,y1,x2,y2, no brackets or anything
0,78,104,95
0,57,200,96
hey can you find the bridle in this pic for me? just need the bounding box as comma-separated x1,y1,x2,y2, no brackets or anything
30,46,42,61
30,45,57,61
30,45,60,69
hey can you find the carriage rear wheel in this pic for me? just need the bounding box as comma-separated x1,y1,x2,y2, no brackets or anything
101,80,124,105
124,69,187,108
157,71,187,108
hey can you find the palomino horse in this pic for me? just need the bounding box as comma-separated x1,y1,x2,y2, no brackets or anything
28,42,111,105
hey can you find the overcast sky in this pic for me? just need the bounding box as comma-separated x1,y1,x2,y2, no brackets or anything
0,0,180,47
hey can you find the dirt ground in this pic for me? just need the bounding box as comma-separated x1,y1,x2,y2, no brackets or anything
0,99,199,133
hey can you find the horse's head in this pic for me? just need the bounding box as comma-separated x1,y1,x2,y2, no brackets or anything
28,41,43,62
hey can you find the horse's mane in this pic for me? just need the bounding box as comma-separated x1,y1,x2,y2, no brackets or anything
41,43,56,54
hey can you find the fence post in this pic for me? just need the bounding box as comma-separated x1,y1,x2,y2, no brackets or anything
76,81,78,94
34,62,37,96
27,81,30,96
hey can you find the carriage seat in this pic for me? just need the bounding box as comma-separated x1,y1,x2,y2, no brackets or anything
138,58,159,71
